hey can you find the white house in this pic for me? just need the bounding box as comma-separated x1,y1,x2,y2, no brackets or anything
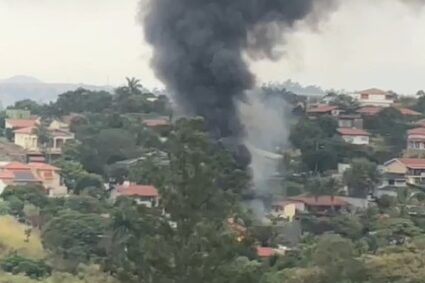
337,128,370,145
349,88,394,107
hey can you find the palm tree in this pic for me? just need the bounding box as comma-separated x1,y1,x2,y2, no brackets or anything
125,77,143,95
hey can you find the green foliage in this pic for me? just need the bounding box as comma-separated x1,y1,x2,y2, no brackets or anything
330,214,364,240
1,185,48,216
0,200,10,216
1,254,51,279
64,196,105,214
328,94,360,113
41,210,107,270
74,174,104,194
343,158,380,198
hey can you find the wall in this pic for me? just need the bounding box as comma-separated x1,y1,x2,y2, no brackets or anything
341,135,369,145
350,93,393,107
384,161,407,174
14,133,38,151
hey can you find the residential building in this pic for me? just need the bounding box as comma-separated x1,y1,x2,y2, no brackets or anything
337,114,363,129
306,104,340,118
349,88,394,107
48,120,69,131
115,183,159,207
383,158,425,187
5,118,39,130
407,128,425,151
337,128,370,145
270,201,299,221
48,129,75,154
256,247,276,258
0,162,66,197
13,127,38,151
415,118,425,128
357,106,420,117
143,117,171,128
28,162,67,197
12,126,74,154
287,195,350,214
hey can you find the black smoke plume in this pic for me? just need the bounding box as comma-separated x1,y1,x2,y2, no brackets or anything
142,0,334,136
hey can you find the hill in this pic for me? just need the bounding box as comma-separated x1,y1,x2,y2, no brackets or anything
0,76,112,106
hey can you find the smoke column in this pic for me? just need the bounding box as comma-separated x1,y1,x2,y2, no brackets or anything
141,0,335,141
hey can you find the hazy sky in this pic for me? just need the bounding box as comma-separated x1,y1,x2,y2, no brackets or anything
1,0,425,93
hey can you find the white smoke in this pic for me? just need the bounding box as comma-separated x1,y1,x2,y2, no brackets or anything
238,89,290,218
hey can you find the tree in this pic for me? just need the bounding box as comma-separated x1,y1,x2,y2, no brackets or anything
125,77,143,95
53,159,86,191
343,158,380,198
312,234,365,282
41,210,108,271
13,99,43,115
328,94,360,113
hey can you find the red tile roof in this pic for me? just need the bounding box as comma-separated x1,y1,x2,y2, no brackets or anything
337,128,370,136
357,106,383,116
13,126,36,135
288,196,349,207
2,162,31,170
397,158,425,169
0,171,15,179
117,184,159,197
398,108,421,116
307,104,338,113
256,247,276,258
143,119,170,127
28,162,60,171
6,119,38,129
408,128,425,136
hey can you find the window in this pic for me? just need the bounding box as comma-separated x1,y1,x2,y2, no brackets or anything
385,95,393,100
361,93,369,100
388,179,395,185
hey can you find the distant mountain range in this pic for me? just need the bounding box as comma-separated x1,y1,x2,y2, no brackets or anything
0,75,112,107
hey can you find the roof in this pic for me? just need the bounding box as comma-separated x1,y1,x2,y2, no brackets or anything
408,128,425,136
398,108,421,116
256,247,275,258
143,119,170,127
395,158,425,169
49,129,74,138
13,126,36,135
0,171,15,179
359,88,389,95
337,128,370,136
28,162,60,171
117,184,159,197
2,162,31,170
357,106,383,116
6,119,38,129
307,104,338,113
288,196,349,207
12,170,40,182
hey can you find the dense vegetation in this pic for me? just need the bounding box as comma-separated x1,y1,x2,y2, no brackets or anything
1,81,425,282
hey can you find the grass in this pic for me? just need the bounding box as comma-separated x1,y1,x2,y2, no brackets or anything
0,216,44,259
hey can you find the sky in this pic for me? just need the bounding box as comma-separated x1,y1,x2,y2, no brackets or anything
1,0,425,93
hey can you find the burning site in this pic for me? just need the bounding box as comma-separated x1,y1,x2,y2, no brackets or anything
2,0,425,282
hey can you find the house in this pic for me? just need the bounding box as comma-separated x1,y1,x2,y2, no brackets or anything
288,195,350,214
337,114,363,129
12,125,74,154
349,88,394,107
357,106,420,117
415,118,425,128
48,120,69,131
256,247,276,258
48,129,75,154
143,117,171,128
407,128,425,151
383,158,425,187
5,118,39,130
271,201,301,221
306,104,340,118
13,127,38,151
0,162,66,197
337,128,370,145
115,183,159,207
27,162,67,197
